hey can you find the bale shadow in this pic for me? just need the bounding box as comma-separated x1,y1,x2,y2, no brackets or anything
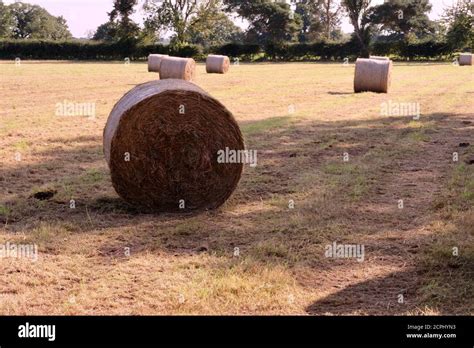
327,91,353,95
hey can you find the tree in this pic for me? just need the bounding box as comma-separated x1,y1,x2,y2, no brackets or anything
109,0,140,41
8,2,71,40
224,0,302,44
295,0,342,42
321,0,343,41
139,20,163,44
51,16,71,40
443,0,474,50
295,0,323,42
0,0,13,38
144,0,221,45
368,0,435,42
342,0,372,57
188,11,243,47
92,21,119,41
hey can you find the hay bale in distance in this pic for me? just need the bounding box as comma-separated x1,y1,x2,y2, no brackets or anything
206,55,231,74
148,54,169,72
459,53,473,66
354,58,393,93
369,56,390,61
103,79,244,212
159,57,196,81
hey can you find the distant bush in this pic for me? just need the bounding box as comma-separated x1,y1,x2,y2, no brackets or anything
134,43,168,58
398,40,451,60
169,44,202,58
214,43,261,60
265,41,360,61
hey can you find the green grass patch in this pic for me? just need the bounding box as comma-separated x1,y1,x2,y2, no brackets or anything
407,120,423,128
0,205,11,217
20,222,76,249
321,162,369,201
447,163,474,209
242,116,293,136
409,130,430,142
81,168,105,185
322,162,360,175
14,140,29,151
407,120,435,129
251,241,290,260
172,219,205,237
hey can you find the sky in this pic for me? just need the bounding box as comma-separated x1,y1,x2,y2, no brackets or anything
4,0,457,39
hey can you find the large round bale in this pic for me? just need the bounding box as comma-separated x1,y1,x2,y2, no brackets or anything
354,58,393,93
206,55,231,74
459,53,473,66
369,56,390,61
103,79,244,212
159,57,196,81
148,54,169,72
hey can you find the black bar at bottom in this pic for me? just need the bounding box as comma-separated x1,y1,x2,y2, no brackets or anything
0,316,472,346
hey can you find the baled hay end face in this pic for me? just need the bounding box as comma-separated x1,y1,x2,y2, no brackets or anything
103,79,244,212
459,53,473,66
206,55,231,74
354,58,393,93
159,57,196,81
148,54,169,72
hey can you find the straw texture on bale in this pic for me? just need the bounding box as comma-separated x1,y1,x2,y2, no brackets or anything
159,57,196,81
459,53,473,66
103,79,244,212
148,54,169,72
354,58,393,93
206,55,231,74
369,56,390,61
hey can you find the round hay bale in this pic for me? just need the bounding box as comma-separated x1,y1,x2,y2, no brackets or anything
148,54,169,72
459,53,473,66
354,58,393,93
103,79,244,212
369,56,390,61
159,57,196,81
206,55,230,74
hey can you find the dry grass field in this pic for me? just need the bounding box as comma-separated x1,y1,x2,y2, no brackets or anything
0,61,473,315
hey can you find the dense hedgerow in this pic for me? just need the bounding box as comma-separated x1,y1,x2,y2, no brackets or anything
0,39,456,61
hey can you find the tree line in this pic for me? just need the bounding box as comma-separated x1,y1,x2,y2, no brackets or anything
0,1,71,40
0,0,472,58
